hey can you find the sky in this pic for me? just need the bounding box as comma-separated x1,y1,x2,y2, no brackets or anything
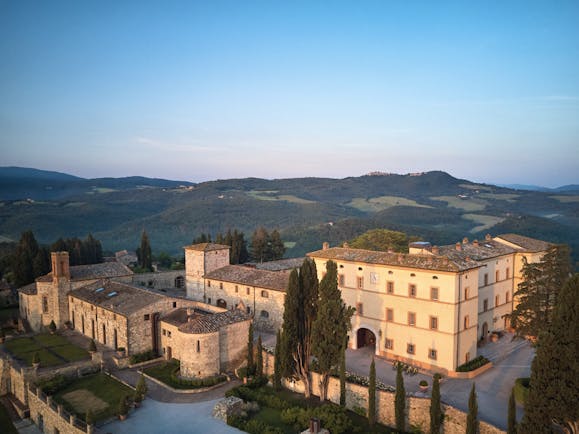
1,1,578,187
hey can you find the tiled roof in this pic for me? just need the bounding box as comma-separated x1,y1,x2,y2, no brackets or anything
254,257,305,271
19,283,37,295
308,247,481,272
70,280,165,315
184,243,230,252
161,307,215,327
36,262,133,283
437,240,516,262
177,309,250,334
205,265,291,292
494,234,553,252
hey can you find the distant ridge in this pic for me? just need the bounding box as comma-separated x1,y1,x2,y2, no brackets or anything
0,166,83,181
500,183,579,193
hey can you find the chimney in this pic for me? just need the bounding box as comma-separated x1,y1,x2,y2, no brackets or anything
187,307,194,322
485,233,492,241
51,251,70,282
455,242,461,251
432,246,439,255
322,242,329,250
473,240,479,247
462,237,469,244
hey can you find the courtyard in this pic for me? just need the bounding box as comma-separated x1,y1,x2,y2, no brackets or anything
2,333,90,367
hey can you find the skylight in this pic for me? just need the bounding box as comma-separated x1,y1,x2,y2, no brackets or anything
107,291,118,298
95,287,105,293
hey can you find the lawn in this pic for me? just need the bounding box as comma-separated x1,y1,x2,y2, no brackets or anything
3,334,89,367
0,402,18,434
53,373,133,422
347,196,430,212
463,213,505,233
431,195,488,211
143,360,226,389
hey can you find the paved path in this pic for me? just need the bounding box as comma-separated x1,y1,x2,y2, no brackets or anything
101,399,242,434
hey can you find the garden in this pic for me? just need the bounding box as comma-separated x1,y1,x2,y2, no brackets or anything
3,333,90,367
143,359,227,389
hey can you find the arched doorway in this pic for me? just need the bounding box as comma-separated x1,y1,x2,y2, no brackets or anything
356,328,376,350
217,299,227,308
481,322,489,340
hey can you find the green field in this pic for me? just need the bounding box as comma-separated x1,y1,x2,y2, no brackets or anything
432,196,488,211
347,196,430,212
478,193,520,201
4,334,89,367
247,190,316,204
550,195,579,203
459,183,493,191
463,214,505,233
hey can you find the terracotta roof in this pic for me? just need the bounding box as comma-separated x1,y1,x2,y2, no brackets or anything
205,265,291,292
437,240,516,262
161,307,215,327
254,257,305,271
308,247,480,272
19,283,37,295
70,280,165,315
177,309,250,334
36,262,133,283
183,243,230,252
494,234,552,252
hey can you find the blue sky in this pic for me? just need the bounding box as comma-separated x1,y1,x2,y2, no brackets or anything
1,1,578,187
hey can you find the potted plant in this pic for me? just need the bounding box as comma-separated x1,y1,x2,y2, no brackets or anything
88,339,97,353
48,320,57,334
32,352,40,368
133,374,147,407
419,380,428,392
117,395,128,421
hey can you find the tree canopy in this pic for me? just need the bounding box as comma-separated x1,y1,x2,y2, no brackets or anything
349,228,419,253
251,227,286,262
136,230,153,271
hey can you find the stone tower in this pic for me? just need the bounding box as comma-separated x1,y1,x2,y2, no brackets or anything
184,243,230,300
50,251,72,328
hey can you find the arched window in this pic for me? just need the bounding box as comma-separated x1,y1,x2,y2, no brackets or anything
260,310,269,318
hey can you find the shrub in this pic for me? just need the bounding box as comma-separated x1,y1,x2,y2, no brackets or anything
117,395,128,416
134,374,147,402
456,356,490,372
32,352,40,365
85,410,94,425
129,350,156,365
36,374,74,395
48,320,57,333
88,339,97,353
514,377,530,404
312,404,353,434
419,380,428,387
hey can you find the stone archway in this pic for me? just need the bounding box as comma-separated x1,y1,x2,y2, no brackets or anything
356,328,376,350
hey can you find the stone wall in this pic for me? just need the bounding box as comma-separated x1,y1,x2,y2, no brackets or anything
179,331,220,378
132,270,186,290
28,385,91,434
262,350,504,434
218,319,249,372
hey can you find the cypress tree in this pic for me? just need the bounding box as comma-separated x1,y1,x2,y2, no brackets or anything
395,363,405,432
247,322,254,376
13,231,40,287
430,374,442,434
466,383,478,434
339,341,346,407
368,358,376,427
507,387,517,434
256,335,263,377
519,274,579,433
270,229,286,260
137,230,152,271
251,227,269,263
311,260,354,401
273,329,282,390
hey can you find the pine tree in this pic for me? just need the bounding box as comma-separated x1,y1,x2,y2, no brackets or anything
137,230,153,271
256,335,263,377
247,322,254,376
519,273,579,433
509,245,571,339
395,363,405,432
280,258,318,398
368,358,376,427
270,229,286,260
430,374,442,434
273,329,282,390
311,260,354,400
507,387,517,434
251,227,269,263
466,383,478,434
339,341,346,407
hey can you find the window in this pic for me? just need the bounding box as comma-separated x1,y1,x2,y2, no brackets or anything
197,340,200,353
465,352,471,363
506,291,510,302
207,280,211,288
338,274,345,286
484,273,489,286
246,306,251,314
506,268,510,279
407,343,415,354
162,329,166,336
175,276,185,288
483,299,488,312
246,287,251,295
430,287,439,301
42,296,48,313
408,312,416,326
429,349,438,360
386,281,394,294
219,282,223,290
495,295,500,307
430,316,438,330
261,290,269,298
464,287,470,300
356,302,363,316
386,308,394,322
144,314,150,321
464,315,470,329
208,298,211,304
385,339,393,350
370,272,378,284
496,270,500,282
357,276,364,289
408,284,417,297
102,324,106,345
172,301,177,308
235,285,239,293
260,310,269,318
167,330,171,338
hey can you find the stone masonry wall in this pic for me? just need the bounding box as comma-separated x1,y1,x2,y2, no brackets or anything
28,386,89,434
132,270,186,290
218,319,249,372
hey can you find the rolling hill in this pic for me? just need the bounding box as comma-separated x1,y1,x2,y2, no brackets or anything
0,167,577,265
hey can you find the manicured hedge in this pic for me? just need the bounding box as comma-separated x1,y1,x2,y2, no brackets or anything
129,350,157,365
456,355,490,372
514,377,530,404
